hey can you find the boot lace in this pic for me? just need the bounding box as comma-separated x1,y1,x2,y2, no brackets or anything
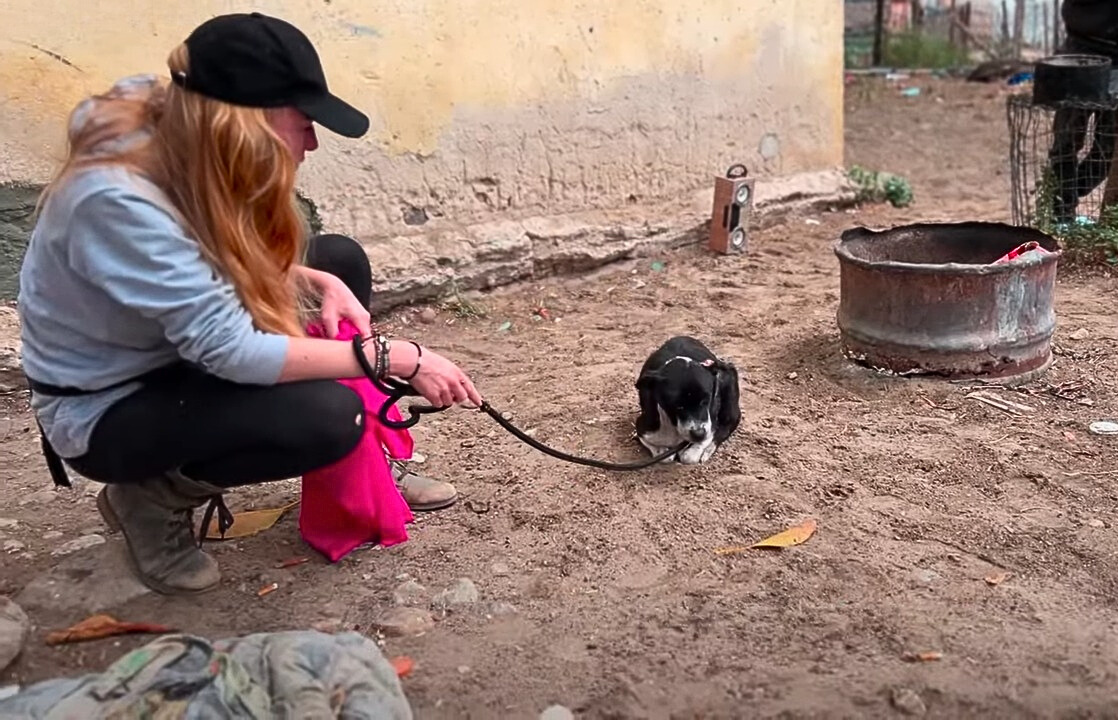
196,496,235,547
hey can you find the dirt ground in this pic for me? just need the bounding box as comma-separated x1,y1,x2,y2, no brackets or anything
3,77,1118,719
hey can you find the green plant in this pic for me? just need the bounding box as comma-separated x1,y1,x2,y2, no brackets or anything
847,165,914,208
1032,169,1118,265
882,31,970,70
1055,205,1118,266
437,280,487,320
1033,167,1058,234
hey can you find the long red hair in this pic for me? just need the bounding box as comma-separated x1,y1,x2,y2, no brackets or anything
40,44,308,336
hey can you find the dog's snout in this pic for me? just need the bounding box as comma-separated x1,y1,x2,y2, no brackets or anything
689,428,707,442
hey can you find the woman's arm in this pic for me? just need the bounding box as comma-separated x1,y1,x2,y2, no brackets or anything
279,336,418,382
279,337,481,407
67,185,481,406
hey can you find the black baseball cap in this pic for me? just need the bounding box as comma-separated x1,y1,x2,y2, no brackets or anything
172,12,370,138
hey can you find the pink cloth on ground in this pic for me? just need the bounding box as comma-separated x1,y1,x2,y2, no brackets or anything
299,318,416,562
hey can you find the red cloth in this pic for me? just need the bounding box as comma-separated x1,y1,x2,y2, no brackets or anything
298,319,415,562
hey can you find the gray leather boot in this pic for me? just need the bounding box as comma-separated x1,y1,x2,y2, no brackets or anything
96,470,223,595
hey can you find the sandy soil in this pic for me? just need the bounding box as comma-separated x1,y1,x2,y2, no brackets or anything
2,77,1118,719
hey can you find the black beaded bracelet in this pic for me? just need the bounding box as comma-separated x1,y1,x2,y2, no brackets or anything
360,333,389,381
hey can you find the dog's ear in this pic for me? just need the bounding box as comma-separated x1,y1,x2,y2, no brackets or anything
636,370,661,391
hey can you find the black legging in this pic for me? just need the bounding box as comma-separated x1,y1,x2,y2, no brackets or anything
67,234,373,488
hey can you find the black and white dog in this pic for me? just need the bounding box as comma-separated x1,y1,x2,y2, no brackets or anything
634,336,741,465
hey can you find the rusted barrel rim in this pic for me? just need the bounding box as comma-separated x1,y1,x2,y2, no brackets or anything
834,221,1063,276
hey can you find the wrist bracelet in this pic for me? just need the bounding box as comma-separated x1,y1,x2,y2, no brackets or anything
375,335,390,380
401,341,422,381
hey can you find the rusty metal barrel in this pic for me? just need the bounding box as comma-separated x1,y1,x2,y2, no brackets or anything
834,222,1061,380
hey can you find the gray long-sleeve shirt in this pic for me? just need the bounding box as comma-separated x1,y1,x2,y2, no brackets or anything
19,165,290,459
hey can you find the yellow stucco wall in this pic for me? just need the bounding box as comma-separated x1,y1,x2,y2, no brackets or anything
0,0,844,239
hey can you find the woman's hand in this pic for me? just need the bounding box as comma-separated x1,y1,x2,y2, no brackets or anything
295,266,371,337
394,343,483,409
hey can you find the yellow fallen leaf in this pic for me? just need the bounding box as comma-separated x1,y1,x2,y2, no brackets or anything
197,500,299,541
984,571,1010,586
714,518,818,555
750,518,818,549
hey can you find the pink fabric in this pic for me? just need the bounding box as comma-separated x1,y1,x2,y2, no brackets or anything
298,318,415,562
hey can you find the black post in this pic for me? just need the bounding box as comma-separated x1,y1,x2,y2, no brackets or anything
1052,0,1061,51
873,0,886,66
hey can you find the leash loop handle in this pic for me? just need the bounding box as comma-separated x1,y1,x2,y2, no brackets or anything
352,335,450,429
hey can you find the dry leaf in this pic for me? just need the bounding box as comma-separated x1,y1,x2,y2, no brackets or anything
752,518,818,549
391,655,416,678
199,500,299,540
46,614,175,646
984,572,1010,586
903,651,943,662
257,582,279,597
714,519,818,555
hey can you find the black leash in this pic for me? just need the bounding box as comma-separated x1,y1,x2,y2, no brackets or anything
351,336,685,470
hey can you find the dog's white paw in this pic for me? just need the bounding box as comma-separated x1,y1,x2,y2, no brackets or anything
678,444,705,465
700,442,718,463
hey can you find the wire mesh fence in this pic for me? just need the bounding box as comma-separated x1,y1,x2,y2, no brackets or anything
1008,92,1118,232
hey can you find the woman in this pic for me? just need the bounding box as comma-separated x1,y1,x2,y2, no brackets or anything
17,12,481,596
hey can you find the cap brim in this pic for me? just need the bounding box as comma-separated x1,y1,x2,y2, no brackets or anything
297,93,370,139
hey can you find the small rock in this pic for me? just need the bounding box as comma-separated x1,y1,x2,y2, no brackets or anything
1069,328,1090,341
0,597,30,672
51,534,106,557
910,568,940,586
1089,421,1118,436
457,665,471,674
3,540,25,554
490,561,511,576
372,607,436,637
787,371,799,380
540,705,576,720
1087,519,1105,528
17,540,151,614
0,519,17,530
311,617,344,634
486,601,519,618
432,578,480,610
891,688,927,716
393,579,429,606
417,307,437,324
42,531,63,541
